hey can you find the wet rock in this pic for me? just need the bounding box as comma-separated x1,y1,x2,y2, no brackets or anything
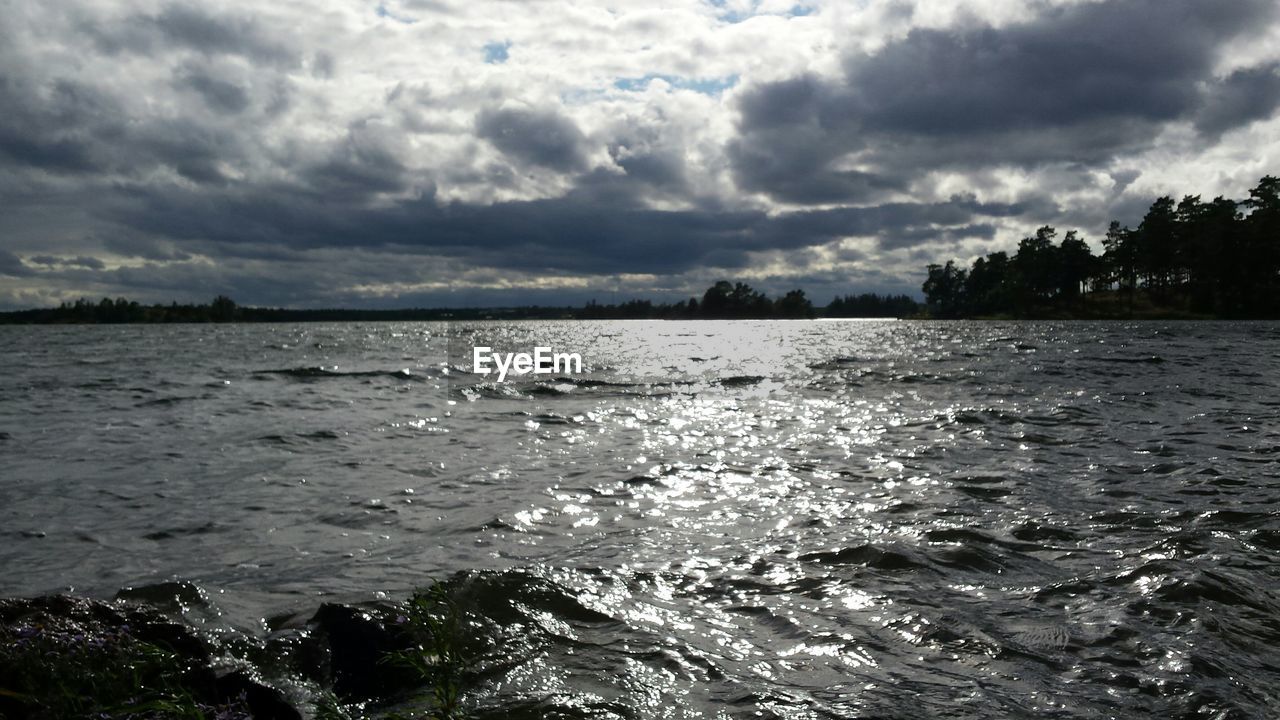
216,669,303,720
0,594,213,668
0,594,305,719
0,595,217,717
308,602,418,700
115,579,209,613
799,544,925,570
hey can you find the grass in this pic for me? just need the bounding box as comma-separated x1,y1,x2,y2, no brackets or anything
385,580,471,720
0,616,249,720
1,580,478,720
318,579,475,720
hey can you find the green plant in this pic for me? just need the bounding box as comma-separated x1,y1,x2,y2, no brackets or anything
313,690,354,720
384,581,470,720
0,619,247,719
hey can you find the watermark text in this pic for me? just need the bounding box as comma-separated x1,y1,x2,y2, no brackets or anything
473,346,582,382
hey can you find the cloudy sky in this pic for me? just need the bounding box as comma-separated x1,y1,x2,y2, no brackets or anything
2,0,1279,309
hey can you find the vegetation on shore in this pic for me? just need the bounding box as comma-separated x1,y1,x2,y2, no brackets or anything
0,582,480,720
0,282,919,323
0,624,242,719
0,596,259,720
922,175,1280,319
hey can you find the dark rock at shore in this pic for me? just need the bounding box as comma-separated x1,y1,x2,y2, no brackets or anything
0,594,301,720
216,669,303,720
308,602,419,700
0,593,214,668
114,579,211,613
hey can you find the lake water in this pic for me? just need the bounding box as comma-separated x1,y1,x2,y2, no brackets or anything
2,320,1279,718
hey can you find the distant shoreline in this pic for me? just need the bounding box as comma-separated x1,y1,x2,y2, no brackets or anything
3,287,1274,325
0,306,1267,324
0,284,920,324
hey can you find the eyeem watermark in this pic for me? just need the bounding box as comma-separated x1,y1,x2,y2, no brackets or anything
472,346,582,382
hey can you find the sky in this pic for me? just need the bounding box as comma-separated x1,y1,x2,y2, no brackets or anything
2,0,1280,309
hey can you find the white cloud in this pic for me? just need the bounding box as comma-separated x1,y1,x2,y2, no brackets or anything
0,0,1277,307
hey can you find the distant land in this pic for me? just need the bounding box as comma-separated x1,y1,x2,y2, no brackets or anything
0,282,919,323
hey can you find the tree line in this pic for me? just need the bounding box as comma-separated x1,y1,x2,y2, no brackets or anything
0,284,922,323
923,175,1280,318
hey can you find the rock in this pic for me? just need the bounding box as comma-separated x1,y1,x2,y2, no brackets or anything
309,602,418,700
0,593,306,719
114,580,209,613
0,594,214,667
216,670,303,720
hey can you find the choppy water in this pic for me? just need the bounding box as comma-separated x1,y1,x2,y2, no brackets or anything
3,320,1280,718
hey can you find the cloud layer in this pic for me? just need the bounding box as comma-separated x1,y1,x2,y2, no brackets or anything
2,0,1279,308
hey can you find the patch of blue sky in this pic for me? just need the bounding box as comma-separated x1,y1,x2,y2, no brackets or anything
375,4,416,24
707,0,752,23
612,74,740,95
707,0,815,23
483,41,511,64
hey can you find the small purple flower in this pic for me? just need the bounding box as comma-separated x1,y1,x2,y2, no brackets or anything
396,614,409,624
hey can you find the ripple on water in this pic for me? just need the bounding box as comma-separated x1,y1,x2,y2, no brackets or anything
1,320,1279,717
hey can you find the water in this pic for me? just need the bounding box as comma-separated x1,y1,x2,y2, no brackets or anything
2,320,1280,718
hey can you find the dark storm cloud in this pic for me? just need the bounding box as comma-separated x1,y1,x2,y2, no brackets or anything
729,75,908,203
110,178,1032,276
84,4,298,66
176,70,251,115
133,118,240,184
0,250,35,277
732,0,1279,202
295,122,411,199
878,223,997,250
28,255,107,270
117,185,762,273
757,194,1050,247
0,7,295,182
4,0,1278,309
100,235,192,262
476,107,590,172
0,70,244,183
612,150,686,191
1196,64,1280,137
0,76,113,174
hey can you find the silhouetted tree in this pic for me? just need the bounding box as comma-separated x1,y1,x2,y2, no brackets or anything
1013,226,1058,307
1243,176,1280,315
1136,197,1178,293
922,261,967,318
775,289,816,318
1057,231,1094,302
1102,221,1137,313
210,295,239,322
916,174,1280,318
963,251,1011,316
826,293,920,318
700,280,772,318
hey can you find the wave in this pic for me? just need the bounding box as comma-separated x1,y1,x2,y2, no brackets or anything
253,366,424,380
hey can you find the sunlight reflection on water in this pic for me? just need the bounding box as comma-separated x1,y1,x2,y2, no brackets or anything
2,320,1280,716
